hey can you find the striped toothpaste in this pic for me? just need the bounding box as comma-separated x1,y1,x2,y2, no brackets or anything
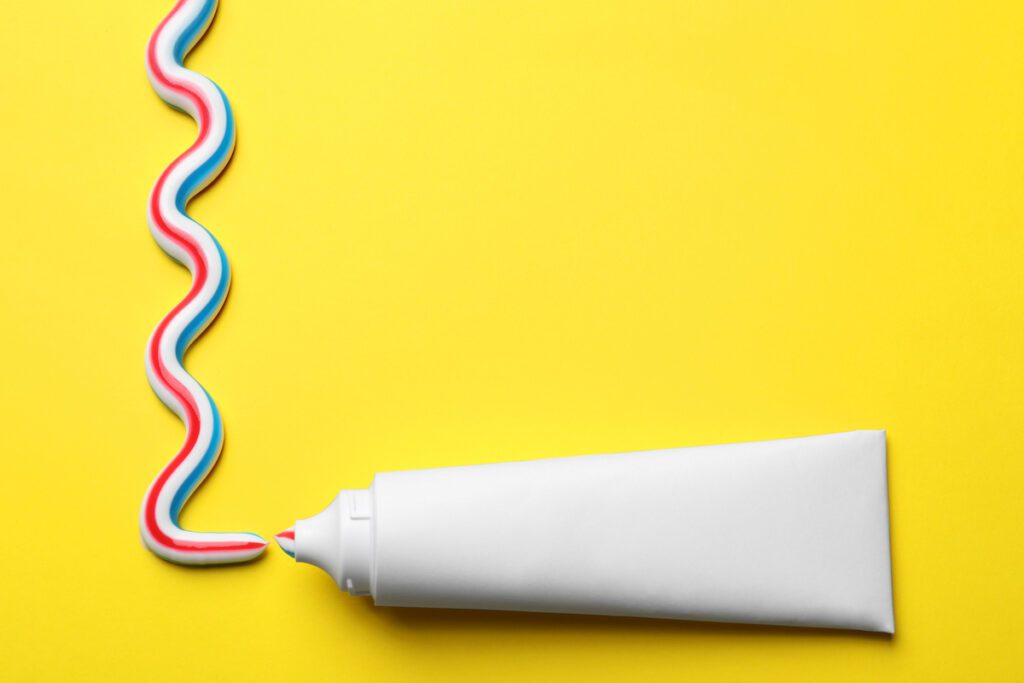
140,0,266,565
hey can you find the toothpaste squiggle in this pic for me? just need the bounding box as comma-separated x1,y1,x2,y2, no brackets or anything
140,0,267,564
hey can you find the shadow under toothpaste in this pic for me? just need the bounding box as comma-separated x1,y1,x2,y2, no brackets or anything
354,598,895,642
146,549,269,569
153,546,894,641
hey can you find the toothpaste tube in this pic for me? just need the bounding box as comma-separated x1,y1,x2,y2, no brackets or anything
277,430,894,632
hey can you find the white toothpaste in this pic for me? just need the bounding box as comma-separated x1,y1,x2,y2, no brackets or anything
277,430,894,632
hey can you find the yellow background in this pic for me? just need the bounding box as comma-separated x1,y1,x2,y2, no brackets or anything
2,1,1022,680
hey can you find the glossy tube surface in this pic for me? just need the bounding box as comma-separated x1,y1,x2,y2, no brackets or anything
291,431,894,632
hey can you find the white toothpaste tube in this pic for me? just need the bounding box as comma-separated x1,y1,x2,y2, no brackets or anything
277,430,894,632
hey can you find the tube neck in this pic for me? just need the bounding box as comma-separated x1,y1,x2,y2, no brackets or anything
295,489,374,595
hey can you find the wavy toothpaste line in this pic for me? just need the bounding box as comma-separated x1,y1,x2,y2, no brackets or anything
140,0,266,564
